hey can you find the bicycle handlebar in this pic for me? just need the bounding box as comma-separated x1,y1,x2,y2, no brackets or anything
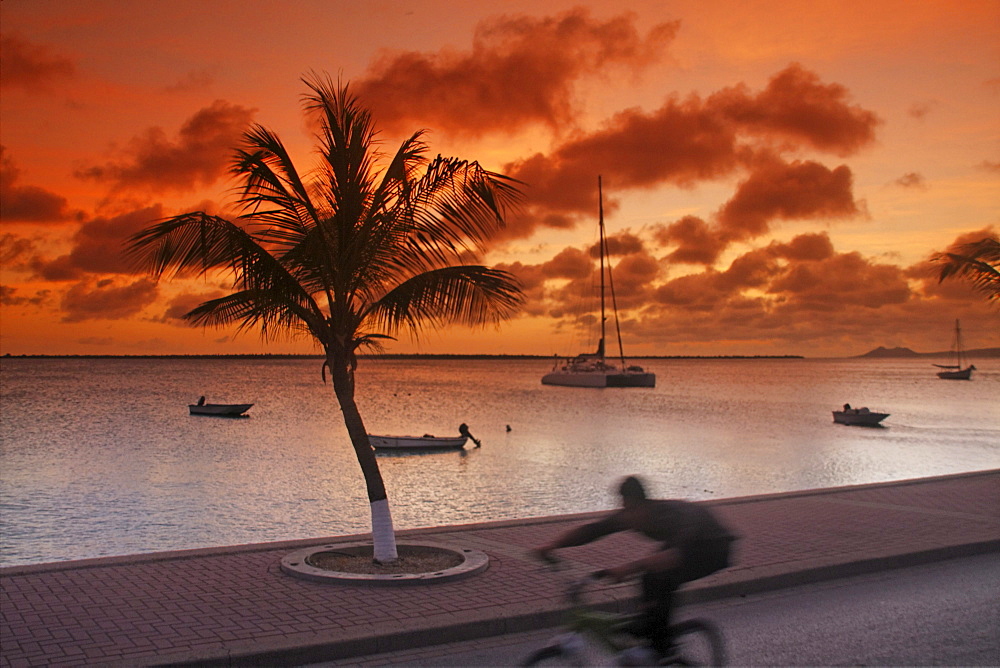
532,550,614,605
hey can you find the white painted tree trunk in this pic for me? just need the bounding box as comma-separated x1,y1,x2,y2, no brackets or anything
371,498,398,563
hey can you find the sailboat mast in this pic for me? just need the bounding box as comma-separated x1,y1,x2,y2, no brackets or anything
598,176,606,359
955,319,964,368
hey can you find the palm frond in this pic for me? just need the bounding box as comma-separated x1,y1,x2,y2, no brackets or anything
366,266,523,335
936,236,1000,301
127,75,525,358
126,212,325,337
233,125,321,238
185,289,318,342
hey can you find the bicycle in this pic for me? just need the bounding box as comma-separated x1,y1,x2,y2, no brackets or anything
521,563,726,666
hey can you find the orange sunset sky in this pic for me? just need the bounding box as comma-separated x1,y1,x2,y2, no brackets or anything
2,0,998,357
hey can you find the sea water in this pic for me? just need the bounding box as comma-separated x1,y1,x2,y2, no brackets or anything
1,356,997,566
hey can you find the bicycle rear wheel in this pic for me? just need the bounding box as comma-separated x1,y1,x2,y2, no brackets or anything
664,618,726,666
520,644,565,666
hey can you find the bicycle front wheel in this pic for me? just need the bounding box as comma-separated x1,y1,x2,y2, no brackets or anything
666,618,726,666
521,644,566,666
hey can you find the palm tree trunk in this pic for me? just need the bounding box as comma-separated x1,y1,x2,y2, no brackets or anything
327,351,398,563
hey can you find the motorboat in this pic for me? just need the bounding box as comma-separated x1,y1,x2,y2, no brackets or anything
189,397,253,416
934,319,975,380
368,434,469,451
832,406,889,426
542,177,655,389
369,423,480,451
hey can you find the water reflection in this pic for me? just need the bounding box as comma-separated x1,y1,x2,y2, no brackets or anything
1,356,998,566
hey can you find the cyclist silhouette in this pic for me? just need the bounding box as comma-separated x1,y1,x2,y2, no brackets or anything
535,475,736,659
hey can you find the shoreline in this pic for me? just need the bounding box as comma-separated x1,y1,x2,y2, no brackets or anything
3,468,996,574
2,352,807,360
4,349,998,359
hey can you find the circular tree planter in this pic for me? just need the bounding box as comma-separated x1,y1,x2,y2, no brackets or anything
280,542,489,585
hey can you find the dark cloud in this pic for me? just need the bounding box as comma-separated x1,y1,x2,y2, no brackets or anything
33,205,165,280
75,101,255,194
770,232,834,261
650,161,859,267
945,226,997,248
0,285,50,307
606,250,659,308
0,147,74,223
907,101,935,120
716,247,782,291
709,64,881,155
0,35,75,93
509,230,947,349
505,96,741,232
768,251,911,310
541,246,593,279
356,9,679,137
60,277,159,322
653,216,729,265
591,231,645,258
716,160,860,241
499,225,998,355
895,172,927,189
161,290,225,324
0,232,39,270
501,64,877,241
653,271,726,310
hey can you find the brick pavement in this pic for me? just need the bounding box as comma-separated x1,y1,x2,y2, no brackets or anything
2,470,998,667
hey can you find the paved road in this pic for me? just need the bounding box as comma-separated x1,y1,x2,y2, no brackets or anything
313,553,1000,666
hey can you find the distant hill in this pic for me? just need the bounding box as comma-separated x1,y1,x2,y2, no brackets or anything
857,346,1000,359
859,346,920,358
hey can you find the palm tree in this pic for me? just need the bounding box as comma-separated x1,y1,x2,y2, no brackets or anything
935,236,1000,302
127,75,524,562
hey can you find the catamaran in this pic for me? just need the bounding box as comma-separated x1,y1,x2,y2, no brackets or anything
934,319,976,380
541,177,655,388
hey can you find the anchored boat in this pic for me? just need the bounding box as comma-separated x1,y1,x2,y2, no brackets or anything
188,396,253,416
833,405,889,426
541,177,655,389
934,319,976,380
369,423,481,451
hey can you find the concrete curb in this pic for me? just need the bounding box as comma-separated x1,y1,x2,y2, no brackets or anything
142,537,1000,667
279,542,490,585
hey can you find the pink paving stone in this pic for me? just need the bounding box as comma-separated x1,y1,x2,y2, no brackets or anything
1,470,997,667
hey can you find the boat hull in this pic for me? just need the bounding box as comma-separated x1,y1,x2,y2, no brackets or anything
189,403,253,416
542,370,656,388
369,434,468,450
936,366,974,380
832,410,889,426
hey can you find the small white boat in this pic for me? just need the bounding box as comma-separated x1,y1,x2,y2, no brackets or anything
369,423,480,451
369,434,469,450
189,402,253,417
833,406,889,426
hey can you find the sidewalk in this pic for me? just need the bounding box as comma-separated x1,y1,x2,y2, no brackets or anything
2,470,998,667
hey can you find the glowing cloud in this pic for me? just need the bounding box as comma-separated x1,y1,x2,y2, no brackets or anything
1,147,74,223
60,277,159,322
0,34,75,93
502,64,879,240
75,101,256,194
356,9,679,137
